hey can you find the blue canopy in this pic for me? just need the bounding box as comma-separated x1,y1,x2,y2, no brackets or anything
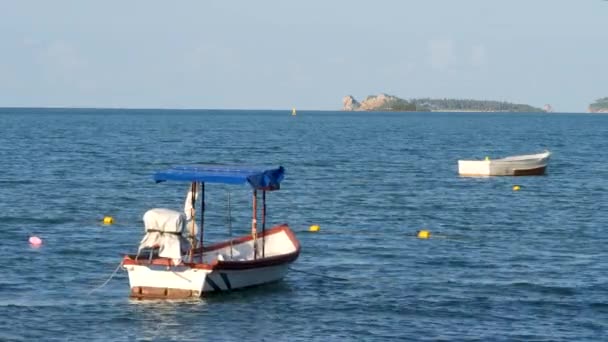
153,165,285,190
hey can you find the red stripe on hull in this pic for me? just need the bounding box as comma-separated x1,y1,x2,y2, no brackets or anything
513,166,547,176
130,286,196,299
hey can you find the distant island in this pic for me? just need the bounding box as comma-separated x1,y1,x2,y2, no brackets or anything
588,97,608,113
342,94,544,112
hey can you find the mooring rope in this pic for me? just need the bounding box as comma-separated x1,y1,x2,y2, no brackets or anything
289,267,349,282
87,262,124,295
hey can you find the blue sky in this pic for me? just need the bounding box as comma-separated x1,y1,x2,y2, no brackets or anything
0,0,606,112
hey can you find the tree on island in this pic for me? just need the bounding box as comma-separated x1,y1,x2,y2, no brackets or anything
409,98,543,112
589,97,608,112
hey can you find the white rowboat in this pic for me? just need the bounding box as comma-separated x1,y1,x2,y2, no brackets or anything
458,151,551,176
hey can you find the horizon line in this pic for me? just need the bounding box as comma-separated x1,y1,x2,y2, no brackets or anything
0,106,593,114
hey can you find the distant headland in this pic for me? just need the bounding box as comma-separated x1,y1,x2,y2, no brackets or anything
342,94,545,112
588,97,608,113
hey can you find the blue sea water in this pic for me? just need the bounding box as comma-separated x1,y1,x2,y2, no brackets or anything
0,108,607,341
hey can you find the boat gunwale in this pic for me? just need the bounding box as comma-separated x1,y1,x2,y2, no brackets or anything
458,151,550,162
123,224,300,271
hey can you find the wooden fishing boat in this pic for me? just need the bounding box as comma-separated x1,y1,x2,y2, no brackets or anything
122,165,300,299
458,151,551,176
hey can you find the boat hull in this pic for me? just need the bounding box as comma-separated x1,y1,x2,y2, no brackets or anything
123,224,300,299
458,151,550,176
512,165,546,176
126,263,290,299
127,264,209,299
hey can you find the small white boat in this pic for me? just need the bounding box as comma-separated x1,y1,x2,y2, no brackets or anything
122,165,300,299
458,151,551,176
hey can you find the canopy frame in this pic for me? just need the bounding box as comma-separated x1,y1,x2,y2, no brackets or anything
152,165,283,262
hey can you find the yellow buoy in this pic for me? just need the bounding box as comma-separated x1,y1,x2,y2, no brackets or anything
417,230,431,239
485,156,490,161
512,185,521,191
103,216,114,225
309,224,320,232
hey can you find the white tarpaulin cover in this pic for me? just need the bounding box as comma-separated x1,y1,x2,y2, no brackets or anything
138,208,189,264
184,184,199,237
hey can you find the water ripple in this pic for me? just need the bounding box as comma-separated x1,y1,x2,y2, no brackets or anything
0,109,607,341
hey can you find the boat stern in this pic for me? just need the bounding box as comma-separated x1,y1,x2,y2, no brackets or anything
458,160,491,176
123,258,211,299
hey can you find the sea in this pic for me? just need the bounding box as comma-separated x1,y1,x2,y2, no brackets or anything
0,108,606,341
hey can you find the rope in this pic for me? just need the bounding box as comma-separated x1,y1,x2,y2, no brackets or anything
289,267,349,282
87,262,123,295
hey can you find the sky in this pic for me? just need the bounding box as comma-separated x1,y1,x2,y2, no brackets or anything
0,0,606,112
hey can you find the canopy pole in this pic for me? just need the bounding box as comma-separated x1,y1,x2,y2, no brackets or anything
262,190,266,258
227,191,233,260
188,182,197,263
252,190,258,260
199,182,205,263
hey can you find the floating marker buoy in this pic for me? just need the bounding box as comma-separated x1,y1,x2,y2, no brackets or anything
103,216,114,225
29,236,42,246
512,185,521,191
309,224,320,232
417,230,431,239
485,156,490,161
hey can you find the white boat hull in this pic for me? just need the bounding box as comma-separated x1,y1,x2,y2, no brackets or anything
125,264,210,298
458,151,551,176
125,263,290,298
123,224,300,299
205,264,289,292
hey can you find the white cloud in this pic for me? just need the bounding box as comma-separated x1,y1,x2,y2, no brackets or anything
43,41,87,72
428,39,455,70
37,40,98,93
471,44,488,68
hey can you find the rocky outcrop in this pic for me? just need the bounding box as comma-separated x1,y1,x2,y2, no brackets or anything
359,94,394,110
342,95,361,111
342,94,542,112
342,94,415,111
589,108,608,113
